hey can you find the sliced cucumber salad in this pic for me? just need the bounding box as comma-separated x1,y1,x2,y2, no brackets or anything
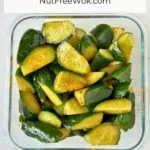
16,21,135,145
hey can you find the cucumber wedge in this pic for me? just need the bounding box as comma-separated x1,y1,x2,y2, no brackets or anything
33,73,46,103
118,32,134,62
94,98,132,114
20,91,41,114
67,27,86,48
54,71,87,93
74,88,88,106
35,68,62,106
113,89,135,131
21,45,55,76
109,42,125,62
100,61,122,74
63,112,103,130
38,111,61,128
63,98,88,115
114,82,131,98
78,35,98,61
85,72,105,85
42,21,75,44
22,121,62,143
75,84,113,106
17,29,45,64
91,49,114,71
57,42,91,75
110,63,131,83
85,122,120,145
112,27,125,42
16,68,35,93
85,84,113,106
90,24,113,49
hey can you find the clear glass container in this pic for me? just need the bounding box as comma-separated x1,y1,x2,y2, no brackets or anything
4,14,148,150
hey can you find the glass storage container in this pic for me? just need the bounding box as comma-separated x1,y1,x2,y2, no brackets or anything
4,14,148,150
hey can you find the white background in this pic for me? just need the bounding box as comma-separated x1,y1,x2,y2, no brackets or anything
0,1,150,150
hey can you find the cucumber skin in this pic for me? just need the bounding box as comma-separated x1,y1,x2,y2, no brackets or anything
113,92,135,131
33,73,47,103
35,68,63,105
17,29,45,64
91,24,113,49
16,68,33,85
111,50,124,62
84,83,113,106
114,82,131,98
91,53,113,71
110,63,131,83
79,35,97,61
48,63,64,75
23,105,37,121
63,113,92,127
35,68,55,89
22,121,62,143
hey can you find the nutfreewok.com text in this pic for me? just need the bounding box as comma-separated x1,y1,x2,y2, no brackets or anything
40,0,111,5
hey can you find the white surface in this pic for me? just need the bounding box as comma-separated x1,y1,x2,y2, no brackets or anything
4,0,146,13
0,4,150,150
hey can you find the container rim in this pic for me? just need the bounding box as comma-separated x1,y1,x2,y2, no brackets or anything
4,13,149,150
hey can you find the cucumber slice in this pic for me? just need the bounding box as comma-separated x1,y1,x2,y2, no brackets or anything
63,113,103,130
118,32,134,62
94,98,132,114
17,29,45,64
42,21,75,44
20,91,41,114
110,63,131,83
63,98,88,115
85,122,120,145
38,111,61,128
57,42,91,75
22,121,62,143
112,27,125,42
21,45,55,76
91,49,114,71
54,71,87,93
100,61,122,74
84,84,113,106
78,35,98,61
90,24,113,49
67,27,86,48
16,68,35,93
85,72,105,85
35,68,63,106
75,84,113,106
